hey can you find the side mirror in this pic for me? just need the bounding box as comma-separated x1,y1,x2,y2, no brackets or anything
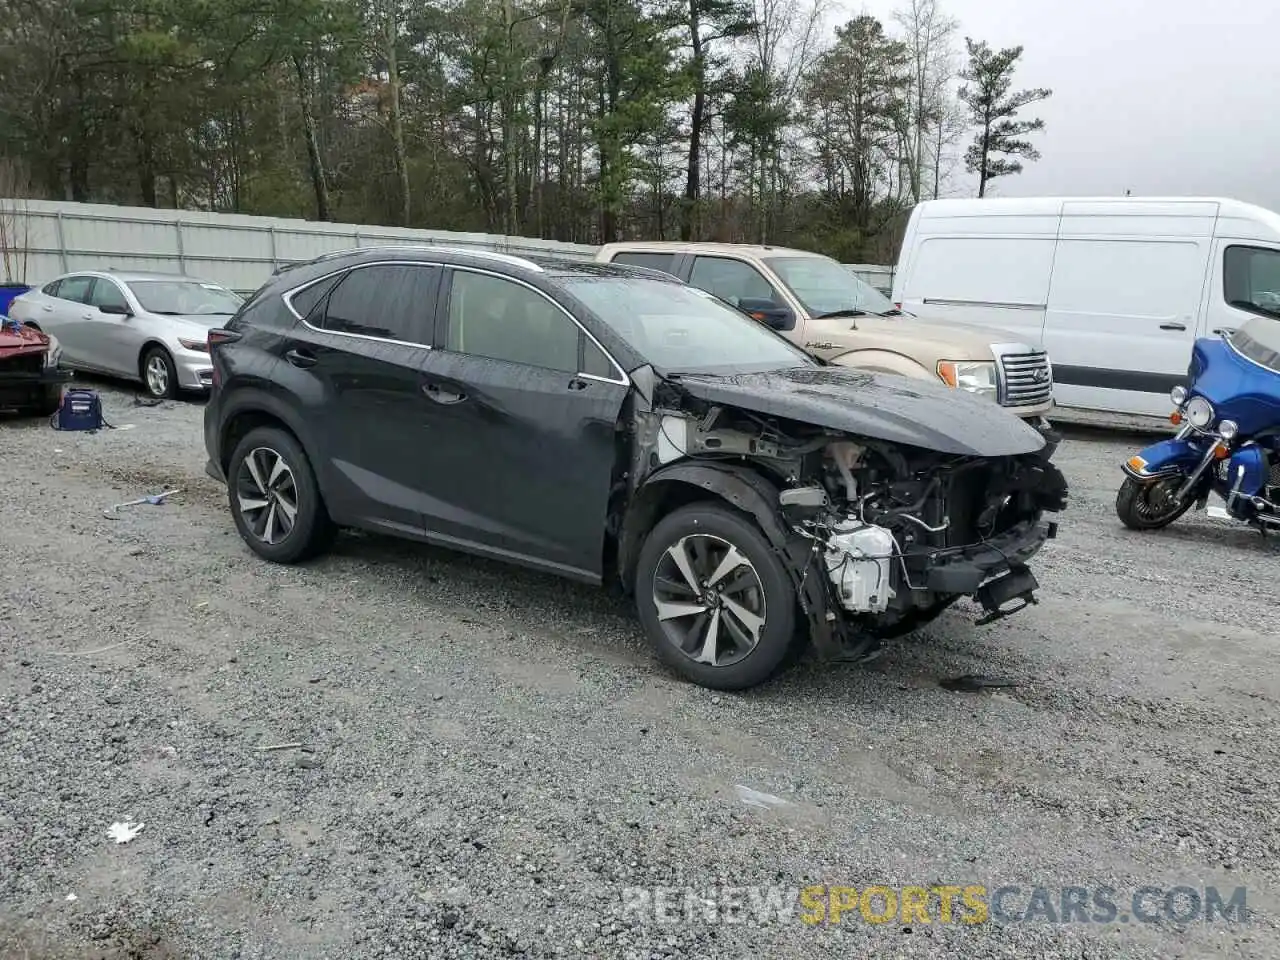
736,297,794,331
99,303,131,317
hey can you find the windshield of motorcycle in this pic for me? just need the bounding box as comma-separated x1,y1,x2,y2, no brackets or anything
1228,317,1280,374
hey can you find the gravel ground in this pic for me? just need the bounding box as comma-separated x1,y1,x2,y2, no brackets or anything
2,379,1278,960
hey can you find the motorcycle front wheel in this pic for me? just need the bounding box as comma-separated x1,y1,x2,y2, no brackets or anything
1116,475,1195,530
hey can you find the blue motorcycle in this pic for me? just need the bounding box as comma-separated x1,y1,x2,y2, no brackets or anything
1117,316,1280,533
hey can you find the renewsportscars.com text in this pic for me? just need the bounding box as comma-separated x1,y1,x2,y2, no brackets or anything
619,884,1249,926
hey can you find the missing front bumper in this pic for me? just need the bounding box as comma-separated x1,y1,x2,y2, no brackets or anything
974,566,1040,625
918,519,1053,595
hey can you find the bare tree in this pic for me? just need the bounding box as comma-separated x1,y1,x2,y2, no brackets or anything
892,0,957,203
0,158,33,285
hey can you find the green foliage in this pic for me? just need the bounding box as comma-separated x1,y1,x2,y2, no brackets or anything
958,37,1051,196
0,0,1049,254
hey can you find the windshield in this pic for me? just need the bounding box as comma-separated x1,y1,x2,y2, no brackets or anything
558,275,816,375
126,279,243,316
766,256,896,316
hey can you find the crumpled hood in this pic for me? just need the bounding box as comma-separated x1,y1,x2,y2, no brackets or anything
667,365,1046,457
0,317,50,356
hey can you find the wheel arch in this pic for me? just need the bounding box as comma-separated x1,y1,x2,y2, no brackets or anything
136,339,173,379
613,460,790,596
217,389,320,483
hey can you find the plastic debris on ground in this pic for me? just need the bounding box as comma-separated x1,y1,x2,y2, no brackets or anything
107,821,144,844
103,489,181,518
734,785,791,809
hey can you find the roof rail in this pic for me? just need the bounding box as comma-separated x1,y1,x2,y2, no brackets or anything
284,243,545,273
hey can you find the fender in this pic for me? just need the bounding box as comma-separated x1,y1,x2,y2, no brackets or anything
618,460,856,662
619,461,791,578
824,348,935,381
215,385,324,478
1122,437,1205,482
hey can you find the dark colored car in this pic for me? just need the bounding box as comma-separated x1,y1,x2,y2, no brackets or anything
202,246,1068,690
0,316,72,416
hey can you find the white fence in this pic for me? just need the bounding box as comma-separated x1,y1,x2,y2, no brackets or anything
0,199,893,295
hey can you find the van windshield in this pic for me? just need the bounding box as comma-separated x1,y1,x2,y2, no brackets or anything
766,256,897,317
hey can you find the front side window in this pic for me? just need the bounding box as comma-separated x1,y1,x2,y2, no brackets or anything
126,279,244,316
446,270,580,373
54,276,94,304
89,279,130,311
688,256,779,307
1224,245,1280,320
558,275,814,376
318,264,438,344
766,256,896,317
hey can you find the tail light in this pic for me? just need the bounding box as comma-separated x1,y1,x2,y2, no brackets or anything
207,328,241,348
207,328,241,388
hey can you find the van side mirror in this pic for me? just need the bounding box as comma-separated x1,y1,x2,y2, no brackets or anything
736,297,794,331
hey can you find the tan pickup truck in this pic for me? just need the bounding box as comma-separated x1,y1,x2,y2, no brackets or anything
594,241,1054,424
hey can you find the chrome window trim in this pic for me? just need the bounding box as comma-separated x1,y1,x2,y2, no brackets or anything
292,244,545,274
445,265,630,386
285,260,439,350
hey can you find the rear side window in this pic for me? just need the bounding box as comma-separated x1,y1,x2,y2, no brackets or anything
316,264,438,344
41,280,61,297
287,273,343,321
611,252,677,276
54,276,94,304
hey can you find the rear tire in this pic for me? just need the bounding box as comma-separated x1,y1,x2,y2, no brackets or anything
635,502,798,691
227,426,336,563
1116,476,1193,530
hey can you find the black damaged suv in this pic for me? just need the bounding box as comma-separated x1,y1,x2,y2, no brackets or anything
203,246,1067,690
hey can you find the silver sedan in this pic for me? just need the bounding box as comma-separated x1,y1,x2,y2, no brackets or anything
7,270,244,399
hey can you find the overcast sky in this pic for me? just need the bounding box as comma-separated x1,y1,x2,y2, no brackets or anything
837,0,1278,210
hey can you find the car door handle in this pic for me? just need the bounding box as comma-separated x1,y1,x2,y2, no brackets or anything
81,312,94,320
41,304,52,312
1213,327,1236,337
422,382,465,404
1159,322,1187,331
284,348,317,368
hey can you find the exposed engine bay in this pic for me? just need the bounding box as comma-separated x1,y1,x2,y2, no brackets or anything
623,374,1069,662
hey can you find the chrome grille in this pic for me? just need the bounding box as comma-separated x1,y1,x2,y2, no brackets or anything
997,349,1053,408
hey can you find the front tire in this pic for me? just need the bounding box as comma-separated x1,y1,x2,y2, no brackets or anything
141,345,178,399
635,503,798,691
227,426,335,563
1116,475,1194,530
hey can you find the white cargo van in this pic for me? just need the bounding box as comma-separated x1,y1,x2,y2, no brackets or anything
891,197,1280,417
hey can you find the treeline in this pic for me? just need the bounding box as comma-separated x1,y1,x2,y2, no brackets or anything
0,0,1050,262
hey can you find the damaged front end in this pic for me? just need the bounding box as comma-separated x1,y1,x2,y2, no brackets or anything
0,320,71,416
621,369,1069,664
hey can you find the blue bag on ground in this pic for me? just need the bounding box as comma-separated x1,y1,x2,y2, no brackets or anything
51,389,110,431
